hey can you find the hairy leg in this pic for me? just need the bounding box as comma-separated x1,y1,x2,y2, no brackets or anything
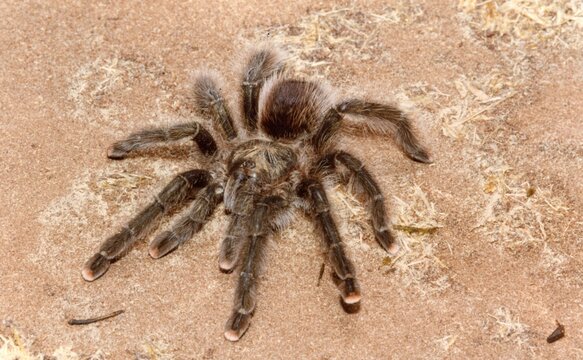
224,195,285,342
240,46,285,132
311,100,431,163
192,71,238,140
298,179,361,305
82,170,211,281
149,183,223,259
316,151,399,255
220,161,259,271
219,214,247,272
108,121,217,160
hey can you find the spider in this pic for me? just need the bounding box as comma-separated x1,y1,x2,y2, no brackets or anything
81,44,431,341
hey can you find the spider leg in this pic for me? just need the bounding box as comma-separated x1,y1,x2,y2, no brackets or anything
192,71,238,140
224,195,286,342
312,100,431,163
219,214,246,272
316,151,399,255
220,164,258,271
298,179,361,305
240,46,285,132
107,121,217,160
149,182,223,259
82,170,211,281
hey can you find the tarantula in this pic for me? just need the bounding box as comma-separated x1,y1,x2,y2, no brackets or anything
82,45,431,341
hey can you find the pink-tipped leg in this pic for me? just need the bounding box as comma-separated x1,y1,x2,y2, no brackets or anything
82,253,111,281
149,231,181,259
386,241,400,256
219,259,236,273
339,277,362,305
107,144,128,160
376,229,401,257
224,311,252,342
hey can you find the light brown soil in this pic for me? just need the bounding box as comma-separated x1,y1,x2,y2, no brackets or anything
1,1,582,359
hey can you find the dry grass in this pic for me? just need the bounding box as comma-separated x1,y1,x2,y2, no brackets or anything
474,154,569,259
69,55,171,127
96,172,155,191
390,185,447,294
459,0,583,47
134,341,172,360
0,330,103,360
438,70,516,140
326,180,444,295
488,307,531,347
0,331,40,360
252,5,407,76
433,334,459,352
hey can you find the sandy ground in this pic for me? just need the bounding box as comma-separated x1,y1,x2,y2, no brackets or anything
1,0,582,359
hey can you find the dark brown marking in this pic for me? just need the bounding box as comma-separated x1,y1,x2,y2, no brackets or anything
547,321,565,343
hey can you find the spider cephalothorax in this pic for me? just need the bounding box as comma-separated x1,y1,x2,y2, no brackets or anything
82,44,431,341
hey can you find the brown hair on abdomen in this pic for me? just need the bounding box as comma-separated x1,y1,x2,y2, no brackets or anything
259,79,331,140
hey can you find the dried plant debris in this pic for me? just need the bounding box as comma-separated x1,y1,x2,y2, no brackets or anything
0,330,40,360
459,0,583,47
326,181,445,294
489,307,531,347
252,6,403,76
540,243,568,276
474,155,569,261
434,334,459,352
135,341,172,360
402,82,452,114
67,309,124,326
438,70,516,140
391,185,447,294
96,172,154,191
0,329,103,360
69,54,173,127
327,184,370,250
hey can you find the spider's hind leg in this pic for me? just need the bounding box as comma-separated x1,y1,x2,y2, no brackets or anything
82,170,211,281
240,46,286,132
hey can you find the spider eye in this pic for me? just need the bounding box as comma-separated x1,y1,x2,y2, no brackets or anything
241,160,256,169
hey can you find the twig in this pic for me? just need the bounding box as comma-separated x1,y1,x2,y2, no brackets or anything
317,263,326,287
68,310,125,325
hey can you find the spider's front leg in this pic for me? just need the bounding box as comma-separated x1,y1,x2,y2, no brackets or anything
218,167,257,272
107,121,217,160
223,195,287,342
82,170,210,281
298,179,361,304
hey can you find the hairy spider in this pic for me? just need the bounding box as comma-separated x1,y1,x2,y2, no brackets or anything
82,44,431,341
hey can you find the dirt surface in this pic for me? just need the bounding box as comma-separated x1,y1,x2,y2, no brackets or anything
1,1,582,359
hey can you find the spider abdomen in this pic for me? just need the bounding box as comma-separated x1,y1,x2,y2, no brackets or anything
259,79,332,140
